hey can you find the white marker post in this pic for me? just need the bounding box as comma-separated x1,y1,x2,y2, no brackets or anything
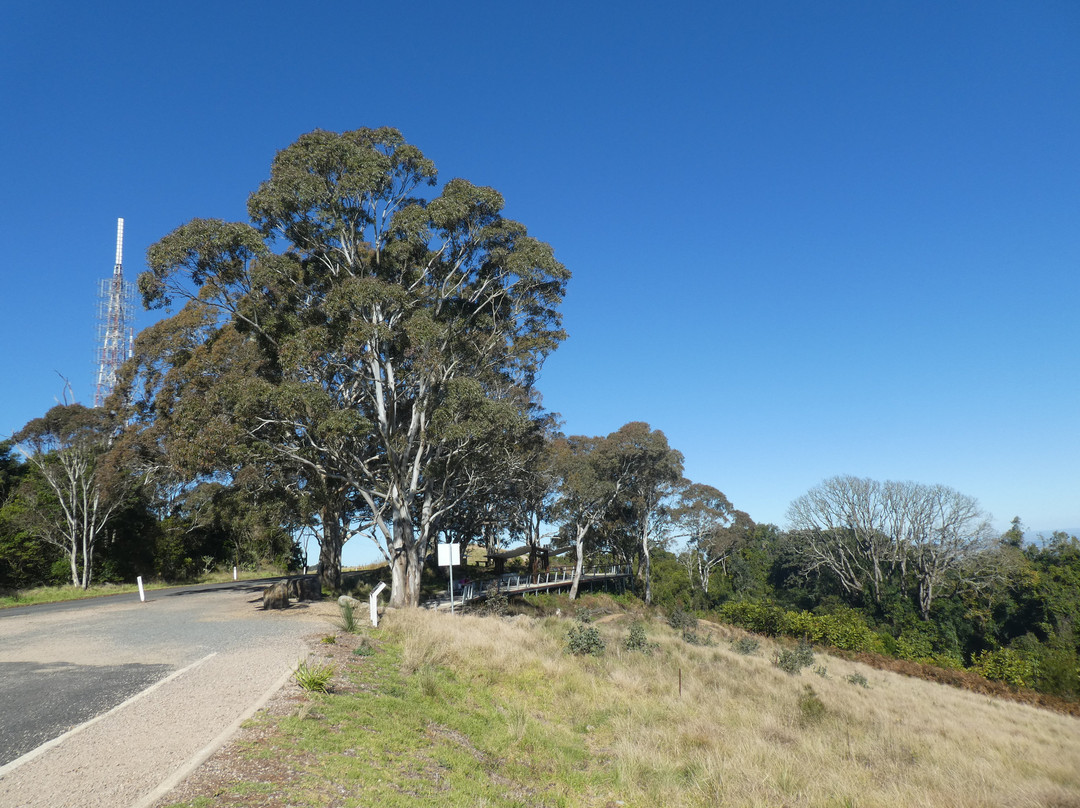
136,575,145,603
437,542,461,614
233,566,238,581
369,581,387,628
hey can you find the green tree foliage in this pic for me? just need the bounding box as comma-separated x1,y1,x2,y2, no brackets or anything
671,483,745,602
600,424,683,605
0,443,64,591
11,405,144,588
551,423,681,600
137,128,568,603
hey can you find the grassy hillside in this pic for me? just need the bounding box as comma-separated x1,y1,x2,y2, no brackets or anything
164,597,1080,808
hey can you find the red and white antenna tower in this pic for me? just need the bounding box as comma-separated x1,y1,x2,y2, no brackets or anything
94,218,135,408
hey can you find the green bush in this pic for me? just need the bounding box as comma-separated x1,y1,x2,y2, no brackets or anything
971,648,1036,688
718,601,785,636
682,629,714,646
716,601,881,654
894,632,934,662
566,624,605,656
1034,647,1080,697
774,641,815,675
624,622,655,654
846,672,869,688
813,609,882,653
668,607,698,632
730,636,760,655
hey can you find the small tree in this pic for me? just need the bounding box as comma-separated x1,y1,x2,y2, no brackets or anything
13,405,142,588
606,424,683,605
552,423,682,601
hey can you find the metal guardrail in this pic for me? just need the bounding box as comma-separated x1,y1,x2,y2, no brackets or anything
457,564,631,602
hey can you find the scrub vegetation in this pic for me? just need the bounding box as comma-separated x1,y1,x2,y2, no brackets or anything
163,597,1080,808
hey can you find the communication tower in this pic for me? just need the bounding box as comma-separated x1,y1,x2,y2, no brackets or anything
94,218,135,407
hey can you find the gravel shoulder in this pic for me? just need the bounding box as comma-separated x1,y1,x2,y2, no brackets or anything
0,589,337,808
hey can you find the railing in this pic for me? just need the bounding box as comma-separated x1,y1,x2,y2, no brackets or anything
457,564,631,602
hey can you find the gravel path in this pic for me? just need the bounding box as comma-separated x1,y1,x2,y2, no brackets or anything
0,586,335,808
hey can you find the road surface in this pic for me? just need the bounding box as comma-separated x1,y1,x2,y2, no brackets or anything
0,579,329,807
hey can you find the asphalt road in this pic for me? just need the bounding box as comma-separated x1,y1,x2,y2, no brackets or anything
0,577,285,620
0,578,303,768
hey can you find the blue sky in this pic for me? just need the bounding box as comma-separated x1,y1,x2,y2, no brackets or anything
2,1,1078,564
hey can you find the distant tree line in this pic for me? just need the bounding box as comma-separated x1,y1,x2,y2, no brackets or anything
1,127,1076,699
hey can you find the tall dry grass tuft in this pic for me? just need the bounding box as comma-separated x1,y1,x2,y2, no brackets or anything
380,607,1080,807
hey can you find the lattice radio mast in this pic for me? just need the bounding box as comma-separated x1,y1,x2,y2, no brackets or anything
94,218,135,408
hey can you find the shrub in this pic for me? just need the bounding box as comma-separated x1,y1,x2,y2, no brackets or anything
894,632,934,662
846,672,869,688
1034,647,1080,697
774,641,815,675
624,622,655,654
566,624,605,656
320,635,337,644
668,607,698,632
971,648,1036,689
682,629,714,646
797,685,827,725
576,607,597,624
718,601,784,636
730,636,760,655
716,601,882,653
814,609,882,653
295,659,335,693
482,593,509,617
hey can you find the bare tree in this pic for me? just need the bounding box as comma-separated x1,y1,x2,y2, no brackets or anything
13,405,142,588
787,475,993,617
908,483,994,619
786,475,895,604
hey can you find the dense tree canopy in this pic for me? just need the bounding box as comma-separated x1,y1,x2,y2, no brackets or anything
136,127,568,605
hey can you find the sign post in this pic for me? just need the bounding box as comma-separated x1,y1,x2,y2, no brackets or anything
437,543,461,614
369,581,387,628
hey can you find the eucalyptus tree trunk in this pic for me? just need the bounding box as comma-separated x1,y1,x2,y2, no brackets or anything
641,529,652,605
388,504,425,608
568,524,588,600
318,503,344,592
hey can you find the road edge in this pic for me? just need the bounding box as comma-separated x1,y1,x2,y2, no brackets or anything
0,653,218,779
132,663,297,808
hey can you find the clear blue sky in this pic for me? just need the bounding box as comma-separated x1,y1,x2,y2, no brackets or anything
3,1,1078,564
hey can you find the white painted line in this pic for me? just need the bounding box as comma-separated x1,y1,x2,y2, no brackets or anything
0,652,218,780
131,664,296,808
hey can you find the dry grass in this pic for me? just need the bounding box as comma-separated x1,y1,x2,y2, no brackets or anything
384,608,1080,808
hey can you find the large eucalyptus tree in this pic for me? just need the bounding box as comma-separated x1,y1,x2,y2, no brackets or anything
139,128,568,604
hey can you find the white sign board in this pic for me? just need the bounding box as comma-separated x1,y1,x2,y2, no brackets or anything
437,543,461,567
